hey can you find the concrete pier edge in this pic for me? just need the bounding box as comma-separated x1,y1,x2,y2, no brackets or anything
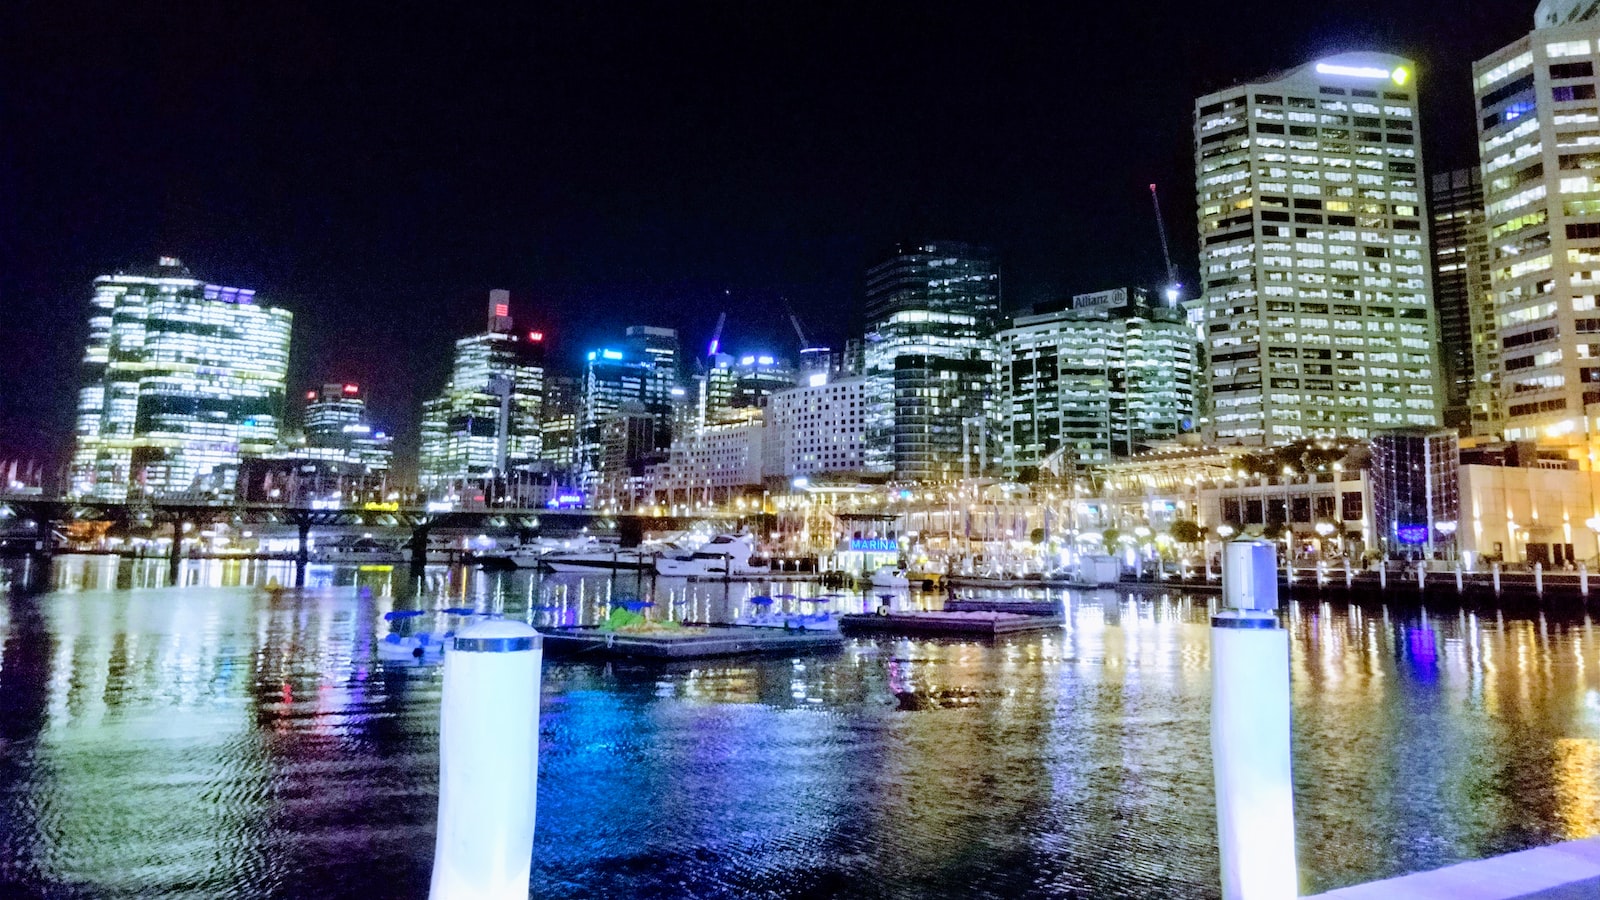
1305,836,1600,899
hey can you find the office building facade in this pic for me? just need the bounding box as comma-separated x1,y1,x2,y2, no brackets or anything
419,291,544,488
71,257,292,499
1195,52,1443,446
1474,5,1600,458
999,288,1199,473
1429,168,1500,432
862,241,1001,480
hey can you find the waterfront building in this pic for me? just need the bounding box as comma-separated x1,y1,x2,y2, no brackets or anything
1474,4,1600,459
1430,168,1500,432
71,257,292,500
862,241,1000,481
998,288,1199,473
418,290,544,489
1369,428,1460,556
1194,52,1443,446
1458,461,1600,564
766,373,875,480
698,352,796,428
640,418,766,509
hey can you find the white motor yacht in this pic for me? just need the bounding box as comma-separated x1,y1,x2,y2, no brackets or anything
654,533,760,578
542,542,656,573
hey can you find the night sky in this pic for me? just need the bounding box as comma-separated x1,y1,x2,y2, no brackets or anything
0,1,1531,475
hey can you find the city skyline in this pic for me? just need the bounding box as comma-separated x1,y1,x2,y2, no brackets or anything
2,2,1531,469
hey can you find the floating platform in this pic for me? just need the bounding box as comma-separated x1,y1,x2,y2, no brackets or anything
943,599,1063,617
838,610,1063,636
538,624,842,660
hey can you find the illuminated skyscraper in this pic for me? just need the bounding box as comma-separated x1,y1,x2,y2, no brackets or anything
71,257,292,499
419,290,544,488
1474,3,1600,457
302,382,394,473
1194,52,1443,445
999,288,1198,472
862,241,1000,481
1429,168,1498,432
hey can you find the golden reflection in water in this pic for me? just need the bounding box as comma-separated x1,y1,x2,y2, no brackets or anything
1553,736,1600,839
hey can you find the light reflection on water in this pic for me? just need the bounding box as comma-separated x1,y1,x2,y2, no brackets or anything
2,556,1600,898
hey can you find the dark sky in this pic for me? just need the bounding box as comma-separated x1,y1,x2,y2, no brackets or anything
0,0,1531,474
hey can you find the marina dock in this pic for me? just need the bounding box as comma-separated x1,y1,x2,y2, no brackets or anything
537,624,843,660
838,610,1064,636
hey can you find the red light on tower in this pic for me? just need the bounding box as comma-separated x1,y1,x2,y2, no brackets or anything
343,384,359,394
529,331,543,342
306,391,317,400
495,304,509,318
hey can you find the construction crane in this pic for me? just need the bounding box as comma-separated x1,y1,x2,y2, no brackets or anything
1149,183,1183,305
783,298,810,350
706,310,727,359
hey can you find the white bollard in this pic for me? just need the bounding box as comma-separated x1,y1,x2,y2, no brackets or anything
1582,563,1590,598
1316,561,1326,587
1379,563,1387,590
1416,564,1425,591
431,620,543,900
1344,559,1352,589
1493,562,1502,596
1535,562,1544,598
1455,563,1464,595
1213,540,1297,900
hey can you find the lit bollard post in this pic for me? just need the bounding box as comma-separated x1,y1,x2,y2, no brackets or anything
1212,539,1297,900
431,620,543,900
1535,561,1544,598
1416,563,1425,592
1582,563,1590,598
1493,562,1502,597
1378,562,1387,590
1455,563,1464,595
1316,561,1326,588
1344,559,1352,590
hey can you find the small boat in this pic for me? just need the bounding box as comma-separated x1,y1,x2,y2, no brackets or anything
312,535,407,565
377,631,447,662
870,567,910,588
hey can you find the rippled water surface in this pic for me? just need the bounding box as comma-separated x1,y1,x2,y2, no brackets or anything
4,555,1600,898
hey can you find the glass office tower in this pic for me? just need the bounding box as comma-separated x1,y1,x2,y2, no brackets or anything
862,241,1001,481
419,290,545,489
71,257,292,499
1194,52,1443,446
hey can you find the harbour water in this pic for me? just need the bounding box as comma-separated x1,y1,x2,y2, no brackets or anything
3,555,1600,898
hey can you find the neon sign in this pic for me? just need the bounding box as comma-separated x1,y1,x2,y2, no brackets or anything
850,538,897,552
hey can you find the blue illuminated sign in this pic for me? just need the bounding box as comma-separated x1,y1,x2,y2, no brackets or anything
1396,524,1428,545
850,539,898,553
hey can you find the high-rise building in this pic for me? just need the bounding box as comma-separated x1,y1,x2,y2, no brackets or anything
302,382,394,473
578,338,668,493
71,257,292,499
766,373,875,479
419,290,544,489
1474,5,1600,458
1429,168,1499,432
1194,52,1443,446
862,241,1001,481
539,374,581,473
998,288,1199,473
